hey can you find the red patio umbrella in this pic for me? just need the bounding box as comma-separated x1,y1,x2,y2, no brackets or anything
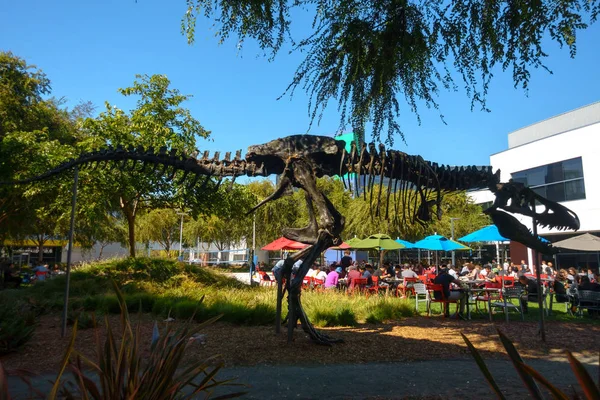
261,237,308,251
329,242,351,250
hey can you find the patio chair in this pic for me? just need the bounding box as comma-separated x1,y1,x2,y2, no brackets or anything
577,290,600,317
426,283,458,317
258,271,276,287
413,283,429,313
473,282,502,314
366,276,382,298
501,276,515,288
396,277,418,298
348,277,367,295
490,286,524,321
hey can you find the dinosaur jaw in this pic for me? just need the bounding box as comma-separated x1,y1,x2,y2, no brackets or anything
485,209,555,255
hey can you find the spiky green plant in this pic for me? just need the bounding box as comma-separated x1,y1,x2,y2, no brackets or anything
462,328,600,399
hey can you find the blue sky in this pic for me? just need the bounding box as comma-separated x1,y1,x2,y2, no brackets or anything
2,0,599,166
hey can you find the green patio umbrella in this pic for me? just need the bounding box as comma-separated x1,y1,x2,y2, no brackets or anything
345,236,364,248
353,234,405,266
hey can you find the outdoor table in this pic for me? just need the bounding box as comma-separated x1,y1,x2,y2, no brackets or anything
461,281,500,321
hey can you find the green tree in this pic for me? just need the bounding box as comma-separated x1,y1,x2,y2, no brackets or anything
185,181,256,251
137,208,180,254
246,179,302,247
81,74,210,257
182,1,599,143
429,192,491,240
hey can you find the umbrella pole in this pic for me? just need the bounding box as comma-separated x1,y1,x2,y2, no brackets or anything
531,200,546,342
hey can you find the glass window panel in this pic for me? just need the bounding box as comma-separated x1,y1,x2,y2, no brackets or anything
545,162,563,184
565,179,586,201
527,166,546,187
511,171,528,185
532,186,546,199
546,182,565,202
563,157,583,180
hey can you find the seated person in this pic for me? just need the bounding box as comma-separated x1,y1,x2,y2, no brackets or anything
32,264,49,282
394,265,402,278
373,264,391,279
386,262,396,278
432,267,466,317
465,263,481,280
579,275,600,292
460,264,470,276
517,275,539,313
401,265,418,279
448,265,458,279
314,267,328,282
363,264,374,286
324,267,342,289
346,265,362,290
553,279,569,302
483,265,497,282
2,263,22,288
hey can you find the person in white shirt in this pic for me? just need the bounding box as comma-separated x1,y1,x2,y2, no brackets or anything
401,265,418,278
448,265,458,279
315,267,328,281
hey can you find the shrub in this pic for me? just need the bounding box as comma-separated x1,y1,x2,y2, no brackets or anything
67,310,94,330
0,304,35,355
102,295,121,314
125,293,156,313
365,299,415,324
174,300,202,320
151,297,174,317
313,309,357,327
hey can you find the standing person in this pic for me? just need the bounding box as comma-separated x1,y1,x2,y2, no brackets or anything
340,250,353,273
520,259,529,275
32,264,49,282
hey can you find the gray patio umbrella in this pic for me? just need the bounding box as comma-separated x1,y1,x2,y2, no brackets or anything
553,233,600,251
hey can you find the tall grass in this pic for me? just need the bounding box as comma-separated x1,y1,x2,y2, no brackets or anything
0,257,418,329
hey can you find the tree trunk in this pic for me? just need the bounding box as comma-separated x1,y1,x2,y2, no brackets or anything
120,197,138,258
37,234,46,263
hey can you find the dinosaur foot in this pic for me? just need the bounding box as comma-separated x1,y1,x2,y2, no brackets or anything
292,292,344,346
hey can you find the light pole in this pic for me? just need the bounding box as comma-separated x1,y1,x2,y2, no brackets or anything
450,217,461,266
177,211,188,260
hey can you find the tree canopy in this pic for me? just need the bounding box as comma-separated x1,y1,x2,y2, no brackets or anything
182,0,599,144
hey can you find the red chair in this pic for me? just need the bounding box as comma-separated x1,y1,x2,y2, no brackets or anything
473,282,502,314
417,275,427,283
349,278,368,295
501,277,515,288
258,271,275,287
396,277,418,298
426,273,436,282
366,276,381,297
426,283,458,317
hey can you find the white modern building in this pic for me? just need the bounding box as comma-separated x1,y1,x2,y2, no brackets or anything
469,101,600,268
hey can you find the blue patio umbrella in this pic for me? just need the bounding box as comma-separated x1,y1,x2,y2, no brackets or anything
413,234,469,269
413,234,470,251
459,225,508,243
395,238,414,263
395,238,414,248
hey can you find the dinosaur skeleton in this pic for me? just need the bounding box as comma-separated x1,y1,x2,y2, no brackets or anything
2,134,580,345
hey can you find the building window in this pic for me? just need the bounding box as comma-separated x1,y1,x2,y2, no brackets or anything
511,157,585,202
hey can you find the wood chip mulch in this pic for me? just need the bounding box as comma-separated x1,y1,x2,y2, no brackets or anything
2,314,598,374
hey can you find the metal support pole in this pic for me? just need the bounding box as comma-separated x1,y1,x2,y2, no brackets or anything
61,167,79,338
450,218,460,266
179,214,184,258
251,214,256,286
531,200,546,342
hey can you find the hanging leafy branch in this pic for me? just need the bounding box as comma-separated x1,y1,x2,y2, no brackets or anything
182,0,599,144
